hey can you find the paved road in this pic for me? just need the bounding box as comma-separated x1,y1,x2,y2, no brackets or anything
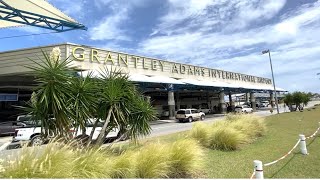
144,101,320,139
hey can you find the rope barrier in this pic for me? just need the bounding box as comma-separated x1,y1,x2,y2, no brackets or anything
250,123,320,179
264,139,300,167
306,127,320,139
250,169,255,179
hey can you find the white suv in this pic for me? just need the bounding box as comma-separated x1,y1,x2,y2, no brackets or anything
13,119,119,146
234,105,253,113
175,109,205,123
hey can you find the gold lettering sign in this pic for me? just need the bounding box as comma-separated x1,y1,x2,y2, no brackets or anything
132,56,139,68
72,47,85,61
70,47,272,85
105,52,114,65
118,54,128,66
91,49,100,63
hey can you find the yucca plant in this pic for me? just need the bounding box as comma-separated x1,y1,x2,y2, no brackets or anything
25,49,76,138
94,68,157,145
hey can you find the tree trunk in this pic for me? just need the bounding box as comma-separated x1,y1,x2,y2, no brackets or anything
96,107,113,146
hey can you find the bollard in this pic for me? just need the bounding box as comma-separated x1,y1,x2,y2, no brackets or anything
299,134,308,155
254,160,264,179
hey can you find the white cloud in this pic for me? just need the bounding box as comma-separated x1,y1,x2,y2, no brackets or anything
139,0,320,92
151,0,286,35
89,9,130,41
89,0,149,41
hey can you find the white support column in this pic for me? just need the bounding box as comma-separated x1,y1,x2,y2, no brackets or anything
254,160,264,179
219,91,226,113
168,84,175,120
246,93,250,102
299,134,308,155
250,92,256,111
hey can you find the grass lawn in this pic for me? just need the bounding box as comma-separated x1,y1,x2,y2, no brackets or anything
116,106,320,178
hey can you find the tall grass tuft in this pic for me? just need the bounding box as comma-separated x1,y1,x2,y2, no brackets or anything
2,143,75,178
190,122,209,146
190,114,266,151
72,148,112,178
207,127,246,151
133,142,170,178
109,151,135,178
168,139,203,178
227,114,266,140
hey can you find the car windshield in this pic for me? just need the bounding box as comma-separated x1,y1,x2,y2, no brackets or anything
177,110,186,114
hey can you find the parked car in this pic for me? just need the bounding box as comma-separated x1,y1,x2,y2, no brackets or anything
0,121,26,136
198,108,211,114
259,101,269,107
175,109,205,123
13,119,119,146
234,105,253,113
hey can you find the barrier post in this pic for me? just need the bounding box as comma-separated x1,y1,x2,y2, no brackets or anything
299,134,308,155
254,160,264,179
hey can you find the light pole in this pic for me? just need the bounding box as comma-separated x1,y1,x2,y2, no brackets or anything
262,49,279,114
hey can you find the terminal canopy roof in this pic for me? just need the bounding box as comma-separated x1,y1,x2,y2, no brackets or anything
78,70,286,92
0,0,86,31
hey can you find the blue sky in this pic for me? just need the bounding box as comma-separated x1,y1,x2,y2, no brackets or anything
0,0,320,93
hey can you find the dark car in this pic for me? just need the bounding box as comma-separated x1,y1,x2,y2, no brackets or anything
0,121,26,136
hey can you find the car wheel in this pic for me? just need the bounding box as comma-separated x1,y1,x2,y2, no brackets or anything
179,119,183,123
200,115,205,120
188,117,193,123
244,110,247,114
30,135,43,146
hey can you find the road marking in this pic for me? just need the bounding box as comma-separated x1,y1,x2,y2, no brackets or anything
0,141,11,151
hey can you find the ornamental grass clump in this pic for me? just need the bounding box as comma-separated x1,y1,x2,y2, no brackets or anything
190,122,209,146
133,142,170,178
109,151,135,178
207,126,246,151
227,114,266,141
167,139,203,178
190,114,266,151
72,148,112,178
2,143,75,178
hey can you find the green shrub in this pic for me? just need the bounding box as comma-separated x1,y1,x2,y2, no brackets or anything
207,126,246,151
168,139,203,178
133,142,170,178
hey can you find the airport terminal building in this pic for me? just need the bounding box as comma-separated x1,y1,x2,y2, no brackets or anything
0,43,284,120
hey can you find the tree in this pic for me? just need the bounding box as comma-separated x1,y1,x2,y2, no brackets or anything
283,91,311,111
93,68,156,145
27,49,75,138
